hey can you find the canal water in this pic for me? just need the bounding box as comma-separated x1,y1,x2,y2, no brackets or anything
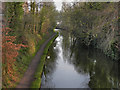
41,30,119,88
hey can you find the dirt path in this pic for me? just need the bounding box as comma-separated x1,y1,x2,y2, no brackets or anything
16,34,56,88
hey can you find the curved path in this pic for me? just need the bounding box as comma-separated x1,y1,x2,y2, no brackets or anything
16,33,56,88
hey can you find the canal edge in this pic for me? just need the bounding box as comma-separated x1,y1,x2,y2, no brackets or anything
31,33,59,88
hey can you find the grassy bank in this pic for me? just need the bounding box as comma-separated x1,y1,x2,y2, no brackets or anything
3,2,57,88
31,33,58,88
3,31,55,88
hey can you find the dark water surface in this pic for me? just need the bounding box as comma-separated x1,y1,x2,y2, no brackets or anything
41,30,119,88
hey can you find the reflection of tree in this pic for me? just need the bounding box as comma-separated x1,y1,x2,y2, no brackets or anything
43,42,57,77
43,32,119,88
62,32,73,63
88,49,119,88
62,33,70,53
70,38,119,88
72,44,91,74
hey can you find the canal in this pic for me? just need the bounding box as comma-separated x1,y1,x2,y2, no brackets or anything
41,30,119,88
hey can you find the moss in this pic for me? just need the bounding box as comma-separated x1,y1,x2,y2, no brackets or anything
31,34,58,88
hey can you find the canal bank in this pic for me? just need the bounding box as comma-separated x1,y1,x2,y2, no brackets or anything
41,31,119,88
31,33,58,88
16,32,58,88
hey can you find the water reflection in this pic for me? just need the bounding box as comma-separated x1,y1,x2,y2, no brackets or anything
41,31,119,88
72,44,119,88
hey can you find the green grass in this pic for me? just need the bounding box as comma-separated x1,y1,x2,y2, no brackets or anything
31,34,58,88
11,35,49,87
2,32,55,88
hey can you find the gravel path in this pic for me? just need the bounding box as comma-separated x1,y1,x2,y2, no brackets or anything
16,34,56,88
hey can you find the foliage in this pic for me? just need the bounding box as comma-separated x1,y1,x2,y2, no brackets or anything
3,1,57,88
2,25,27,87
60,2,119,60
4,2,24,36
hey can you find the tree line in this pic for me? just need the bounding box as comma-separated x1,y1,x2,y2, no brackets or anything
2,1,57,88
60,2,120,61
